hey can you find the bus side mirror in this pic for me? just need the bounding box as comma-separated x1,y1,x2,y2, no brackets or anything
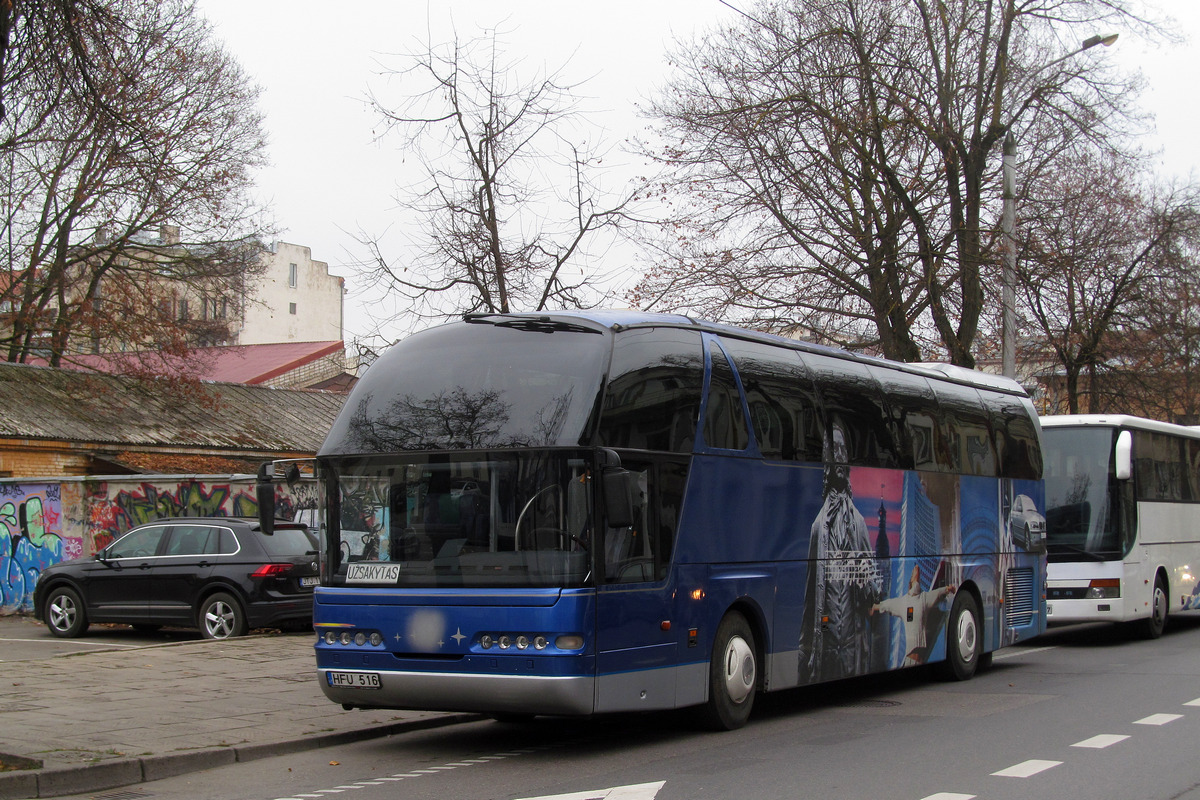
1114,430,1133,481
257,462,276,535
603,469,635,529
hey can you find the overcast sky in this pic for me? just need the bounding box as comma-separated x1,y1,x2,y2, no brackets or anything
195,1,1198,344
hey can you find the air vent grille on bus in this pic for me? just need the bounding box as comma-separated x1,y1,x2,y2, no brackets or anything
1004,567,1036,627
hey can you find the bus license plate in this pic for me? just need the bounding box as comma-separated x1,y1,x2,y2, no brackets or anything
327,671,382,689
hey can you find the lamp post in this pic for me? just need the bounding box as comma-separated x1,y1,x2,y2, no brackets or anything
1000,32,1118,380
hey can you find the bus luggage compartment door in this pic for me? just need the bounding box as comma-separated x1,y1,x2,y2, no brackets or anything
594,583,677,713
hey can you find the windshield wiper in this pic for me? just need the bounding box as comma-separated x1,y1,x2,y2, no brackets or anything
463,314,603,335
1047,543,1111,562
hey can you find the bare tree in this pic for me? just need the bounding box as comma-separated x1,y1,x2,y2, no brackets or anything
1017,144,1200,414
635,0,1152,365
1115,264,1200,423
1,0,131,148
1,0,271,369
356,31,637,336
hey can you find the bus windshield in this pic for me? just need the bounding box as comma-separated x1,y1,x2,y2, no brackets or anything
1043,426,1129,561
320,319,609,454
324,450,595,588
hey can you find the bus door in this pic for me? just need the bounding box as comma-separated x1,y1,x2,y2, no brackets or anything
594,459,684,713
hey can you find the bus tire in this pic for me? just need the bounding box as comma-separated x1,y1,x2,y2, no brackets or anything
1138,575,1169,640
697,611,757,731
936,591,981,682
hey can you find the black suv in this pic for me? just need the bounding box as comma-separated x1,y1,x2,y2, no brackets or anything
33,518,319,640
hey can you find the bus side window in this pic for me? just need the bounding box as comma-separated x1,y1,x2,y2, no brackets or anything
937,385,997,476
869,366,939,472
597,328,704,453
603,459,684,584
721,337,820,461
984,392,1041,481
702,341,749,451
805,353,898,468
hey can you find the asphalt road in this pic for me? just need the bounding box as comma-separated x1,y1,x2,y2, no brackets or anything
38,614,1200,800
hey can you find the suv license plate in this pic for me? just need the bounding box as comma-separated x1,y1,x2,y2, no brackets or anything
300,576,319,587
328,671,382,689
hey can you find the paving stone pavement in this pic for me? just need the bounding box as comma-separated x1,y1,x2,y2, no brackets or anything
0,617,476,799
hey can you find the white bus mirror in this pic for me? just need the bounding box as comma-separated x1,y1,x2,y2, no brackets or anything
1114,430,1133,481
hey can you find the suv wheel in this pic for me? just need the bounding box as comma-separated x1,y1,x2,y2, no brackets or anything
199,592,248,639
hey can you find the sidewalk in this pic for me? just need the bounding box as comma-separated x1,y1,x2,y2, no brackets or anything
0,619,478,799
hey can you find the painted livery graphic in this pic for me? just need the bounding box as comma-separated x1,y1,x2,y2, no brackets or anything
791,422,1037,684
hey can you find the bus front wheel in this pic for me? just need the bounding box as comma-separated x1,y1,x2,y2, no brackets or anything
936,591,981,682
1138,575,1169,640
697,611,757,731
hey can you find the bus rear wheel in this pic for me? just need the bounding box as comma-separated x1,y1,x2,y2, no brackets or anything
697,611,757,731
935,591,981,682
1138,575,1168,640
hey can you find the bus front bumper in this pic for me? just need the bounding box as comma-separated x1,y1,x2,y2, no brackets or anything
1046,594,1131,624
318,667,596,716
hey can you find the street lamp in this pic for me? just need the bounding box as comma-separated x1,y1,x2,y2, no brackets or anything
1001,32,1118,380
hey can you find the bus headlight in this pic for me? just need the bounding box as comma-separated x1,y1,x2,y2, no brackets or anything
1087,578,1120,599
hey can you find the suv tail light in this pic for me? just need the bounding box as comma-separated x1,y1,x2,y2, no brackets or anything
251,563,293,579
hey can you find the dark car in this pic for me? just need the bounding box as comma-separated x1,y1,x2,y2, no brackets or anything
33,517,319,640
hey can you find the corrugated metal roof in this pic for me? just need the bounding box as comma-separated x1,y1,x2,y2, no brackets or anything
0,362,345,452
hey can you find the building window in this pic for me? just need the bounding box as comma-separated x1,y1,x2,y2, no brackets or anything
289,302,297,315
179,298,189,320
288,262,298,288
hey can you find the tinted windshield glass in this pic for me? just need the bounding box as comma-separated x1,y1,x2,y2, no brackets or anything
1043,426,1128,559
321,320,609,454
324,450,594,588
258,527,317,557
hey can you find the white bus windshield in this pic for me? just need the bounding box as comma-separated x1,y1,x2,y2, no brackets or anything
1043,426,1131,561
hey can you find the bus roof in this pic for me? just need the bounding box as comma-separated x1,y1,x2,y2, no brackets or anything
1040,414,1200,438
460,310,1030,398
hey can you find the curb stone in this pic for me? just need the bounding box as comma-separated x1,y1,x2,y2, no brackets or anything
0,714,483,799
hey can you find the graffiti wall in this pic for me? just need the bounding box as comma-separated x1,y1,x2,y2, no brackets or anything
0,476,317,614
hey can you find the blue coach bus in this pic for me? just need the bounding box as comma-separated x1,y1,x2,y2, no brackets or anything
277,311,1044,729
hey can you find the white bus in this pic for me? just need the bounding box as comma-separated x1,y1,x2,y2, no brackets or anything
1041,414,1200,638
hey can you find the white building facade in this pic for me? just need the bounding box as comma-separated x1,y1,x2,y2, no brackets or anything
237,241,345,345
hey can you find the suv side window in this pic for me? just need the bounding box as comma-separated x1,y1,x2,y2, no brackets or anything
108,526,168,559
166,525,219,556
217,528,239,555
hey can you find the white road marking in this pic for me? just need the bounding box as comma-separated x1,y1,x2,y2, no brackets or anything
514,781,666,800
1135,713,1183,726
273,738,576,800
991,759,1062,778
919,794,976,800
1072,734,1130,749
1184,698,1200,707
992,644,1058,661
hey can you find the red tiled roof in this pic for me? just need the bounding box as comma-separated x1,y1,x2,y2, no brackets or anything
197,341,345,384
37,341,345,385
